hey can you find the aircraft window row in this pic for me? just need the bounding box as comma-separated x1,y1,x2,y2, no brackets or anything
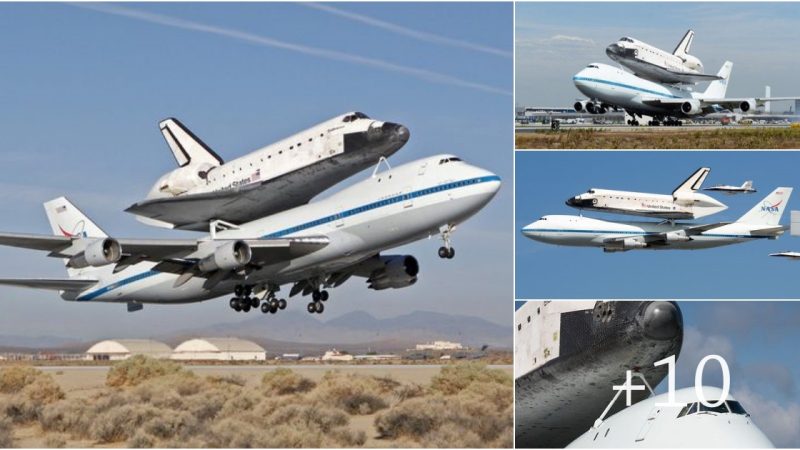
677,400,749,418
438,157,463,165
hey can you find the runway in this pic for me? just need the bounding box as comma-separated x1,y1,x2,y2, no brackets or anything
516,123,793,133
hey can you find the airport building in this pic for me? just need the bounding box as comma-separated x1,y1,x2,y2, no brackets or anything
85,339,173,361
171,338,266,361
415,340,464,351
321,349,354,361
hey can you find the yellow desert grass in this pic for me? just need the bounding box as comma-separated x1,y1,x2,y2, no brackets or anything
0,359,511,448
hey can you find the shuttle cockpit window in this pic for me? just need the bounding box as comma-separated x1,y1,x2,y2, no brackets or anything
587,189,595,194
620,37,634,43
353,112,370,119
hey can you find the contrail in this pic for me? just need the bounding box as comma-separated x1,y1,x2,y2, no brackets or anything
71,3,509,96
303,2,511,58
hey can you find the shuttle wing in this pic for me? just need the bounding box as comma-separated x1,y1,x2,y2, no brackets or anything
0,278,97,292
770,251,800,259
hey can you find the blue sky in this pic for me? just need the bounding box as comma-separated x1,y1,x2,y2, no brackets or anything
516,2,800,107
0,2,512,338
516,151,800,298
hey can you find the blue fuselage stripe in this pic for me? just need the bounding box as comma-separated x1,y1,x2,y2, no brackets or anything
77,175,500,301
522,228,768,240
573,76,682,99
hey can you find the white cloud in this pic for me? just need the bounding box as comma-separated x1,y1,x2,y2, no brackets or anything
735,385,800,447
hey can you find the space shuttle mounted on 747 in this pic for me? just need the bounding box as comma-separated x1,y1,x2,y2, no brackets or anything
127,112,409,231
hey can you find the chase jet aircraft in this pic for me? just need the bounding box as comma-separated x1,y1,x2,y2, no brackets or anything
524,187,791,252
566,167,727,220
0,155,499,314
703,180,756,194
605,30,722,84
128,112,409,231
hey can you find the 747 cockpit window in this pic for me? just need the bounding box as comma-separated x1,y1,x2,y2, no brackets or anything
439,157,463,165
586,64,599,69
677,400,749,418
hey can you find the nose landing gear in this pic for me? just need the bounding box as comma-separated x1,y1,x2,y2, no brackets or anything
438,224,456,259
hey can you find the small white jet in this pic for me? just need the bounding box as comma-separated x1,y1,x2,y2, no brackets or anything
566,167,728,220
572,62,800,126
605,30,722,85
568,385,773,448
703,180,757,194
0,155,500,314
127,112,409,231
524,187,791,252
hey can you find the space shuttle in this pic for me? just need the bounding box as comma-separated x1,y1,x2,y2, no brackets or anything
605,30,722,84
566,167,728,220
127,112,409,231
515,300,774,448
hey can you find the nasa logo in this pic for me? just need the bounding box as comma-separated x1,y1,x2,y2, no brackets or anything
59,220,88,238
760,199,782,214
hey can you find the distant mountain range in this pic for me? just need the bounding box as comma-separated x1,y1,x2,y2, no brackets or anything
0,310,510,354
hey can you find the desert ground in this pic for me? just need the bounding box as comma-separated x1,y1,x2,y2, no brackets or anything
515,127,800,149
0,358,512,448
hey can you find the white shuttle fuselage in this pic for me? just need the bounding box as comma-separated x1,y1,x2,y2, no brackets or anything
567,188,726,220
129,112,410,230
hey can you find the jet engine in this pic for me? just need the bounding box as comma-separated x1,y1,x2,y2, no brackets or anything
586,102,606,114
367,255,419,290
739,99,756,113
68,238,122,268
680,100,702,115
574,101,589,112
197,240,252,272
604,238,647,252
665,230,691,242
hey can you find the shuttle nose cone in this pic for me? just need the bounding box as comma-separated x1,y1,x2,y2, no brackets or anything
565,196,594,208
642,301,682,340
383,122,410,144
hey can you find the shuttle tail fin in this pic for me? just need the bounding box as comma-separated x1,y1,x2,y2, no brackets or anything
43,197,109,278
672,167,710,195
737,187,793,226
672,30,694,57
702,62,733,99
742,180,753,190
159,118,224,168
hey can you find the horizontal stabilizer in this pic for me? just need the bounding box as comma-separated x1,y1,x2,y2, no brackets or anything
0,232,71,253
750,225,788,237
770,251,800,259
0,278,97,291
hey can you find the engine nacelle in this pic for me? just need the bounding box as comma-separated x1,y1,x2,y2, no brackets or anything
367,255,419,290
680,100,702,115
605,238,647,252
574,101,588,112
68,238,122,268
154,162,217,197
739,99,756,113
665,230,691,242
197,240,252,272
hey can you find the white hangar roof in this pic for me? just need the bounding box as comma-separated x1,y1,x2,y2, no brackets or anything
173,338,265,353
86,339,172,355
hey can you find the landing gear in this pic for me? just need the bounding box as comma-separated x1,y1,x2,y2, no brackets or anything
438,224,456,259
307,301,324,314
229,284,286,315
627,119,640,126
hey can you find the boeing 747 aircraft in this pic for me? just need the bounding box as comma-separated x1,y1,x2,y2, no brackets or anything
523,188,791,252
128,112,409,230
572,62,799,126
566,167,727,220
0,155,499,314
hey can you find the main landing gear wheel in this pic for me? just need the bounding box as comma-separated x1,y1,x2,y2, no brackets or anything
307,301,324,314
230,298,242,312
320,290,329,302
438,246,455,259
242,303,251,313
278,299,287,310
260,303,270,314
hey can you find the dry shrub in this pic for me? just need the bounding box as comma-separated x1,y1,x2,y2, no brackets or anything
89,403,160,443
106,355,184,387
312,371,391,415
0,416,13,448
127,430,155,448
261,368,315,396
22,376,64,404
206,374,246,387
394,383,425,402
0,366,41,394
419,422,483,448
142,410,199,440
429,363,511,395
39,399,95,434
